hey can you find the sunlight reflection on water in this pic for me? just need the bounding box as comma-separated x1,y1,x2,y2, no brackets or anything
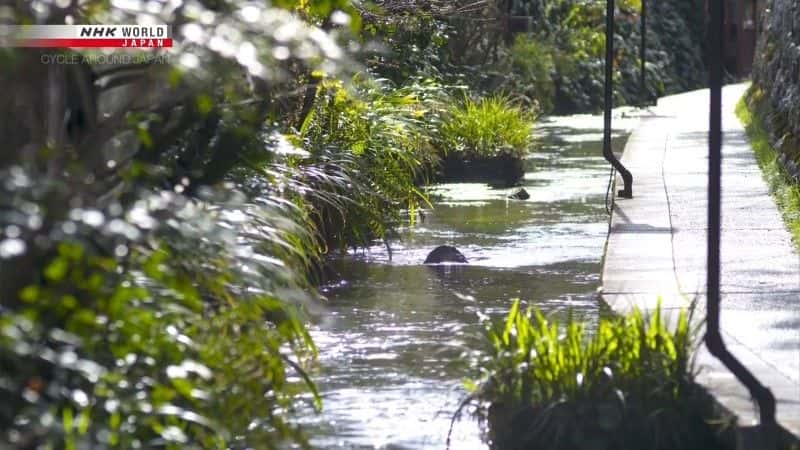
302,111,639,449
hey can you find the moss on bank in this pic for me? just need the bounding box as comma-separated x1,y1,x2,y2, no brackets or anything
736,88,800,249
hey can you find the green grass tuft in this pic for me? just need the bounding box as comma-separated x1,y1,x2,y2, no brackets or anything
466,300,725,450
440,96,536,159
736,89,800,249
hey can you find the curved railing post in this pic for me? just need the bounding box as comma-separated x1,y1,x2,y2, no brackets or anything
604,0,633,198
706,0,776,427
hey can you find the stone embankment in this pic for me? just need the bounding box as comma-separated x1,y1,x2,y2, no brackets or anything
751,0,800,179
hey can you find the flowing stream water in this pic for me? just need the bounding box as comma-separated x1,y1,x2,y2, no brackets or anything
302,112,640,449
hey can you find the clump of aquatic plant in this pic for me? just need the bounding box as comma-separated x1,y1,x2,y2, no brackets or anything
461,300,725,450
440,96,536,159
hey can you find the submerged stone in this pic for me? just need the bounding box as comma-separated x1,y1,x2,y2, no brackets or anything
423,245,467,264
508,188,530,200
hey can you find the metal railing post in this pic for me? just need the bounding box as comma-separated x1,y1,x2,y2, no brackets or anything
705,0,776,427
603,0,633,198
640,0,647,104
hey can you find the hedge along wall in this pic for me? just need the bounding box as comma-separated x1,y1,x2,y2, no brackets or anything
647,0,708,94
751,0,800,176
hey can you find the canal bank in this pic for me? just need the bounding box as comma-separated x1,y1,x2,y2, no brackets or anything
601,84,800,445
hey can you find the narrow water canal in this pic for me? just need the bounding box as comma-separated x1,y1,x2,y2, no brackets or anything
303,112,640,449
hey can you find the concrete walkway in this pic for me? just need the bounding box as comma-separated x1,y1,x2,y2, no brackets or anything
601,84,800,440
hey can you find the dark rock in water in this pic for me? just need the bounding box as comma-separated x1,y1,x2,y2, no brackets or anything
424,245,467,264
508,188,530,200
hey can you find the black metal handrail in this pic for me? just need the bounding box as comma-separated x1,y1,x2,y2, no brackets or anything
604,0,633,198
706,0,776,427
640,0,647,104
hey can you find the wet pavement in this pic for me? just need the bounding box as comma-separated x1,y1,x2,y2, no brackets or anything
602,84,800,440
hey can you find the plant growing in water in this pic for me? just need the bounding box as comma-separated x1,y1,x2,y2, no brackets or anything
440,96,536,160
458,300,727,450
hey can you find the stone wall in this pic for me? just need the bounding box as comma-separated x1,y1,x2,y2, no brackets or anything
751,0,800,174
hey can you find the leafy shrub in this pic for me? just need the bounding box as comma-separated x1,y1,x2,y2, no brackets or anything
466,300,724,450
365,0,706,114
0,0,359,448
506,35,557,111
440,96,536,160
0,178,321,449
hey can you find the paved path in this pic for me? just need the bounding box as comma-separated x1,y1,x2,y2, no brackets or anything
601,84,800,439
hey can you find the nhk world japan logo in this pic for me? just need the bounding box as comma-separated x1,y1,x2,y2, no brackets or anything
1,25,172,48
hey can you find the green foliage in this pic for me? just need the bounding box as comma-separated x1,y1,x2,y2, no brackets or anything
362,8,449,83
281,75,535,243
0,184,322,449
469,300,720,450
440,96,536,159
292,77,444,248
506,35,556,111
0,0,361,448
364,0,706,114
0,0,715,447
738,89,800,248
638,0,706,96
